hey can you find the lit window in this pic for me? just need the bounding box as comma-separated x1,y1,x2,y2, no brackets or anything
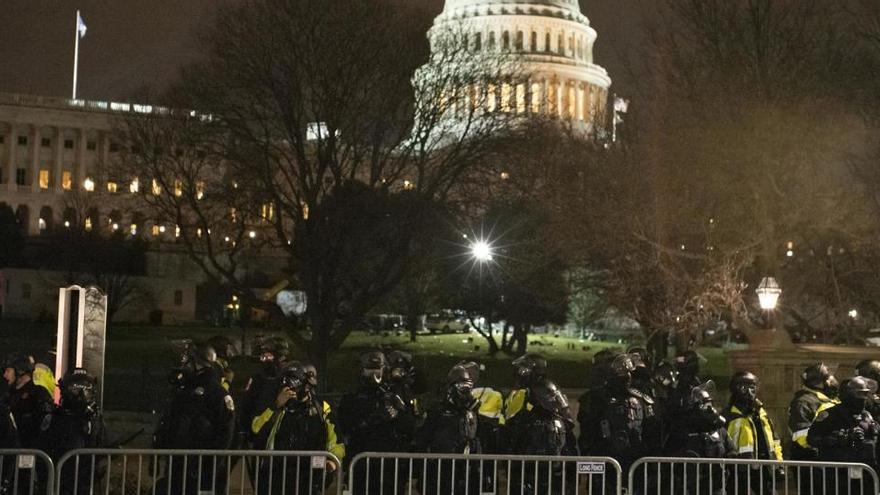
403,180,415,190
111,223,119,231
130,178,139,193
261,203,274,221
152,225,161,236
195,181,205,200
159,225,166,233
302,203,309,220
500,172,510,180
106,181,117,193
130,224,138,236
230,208,237,222
248,230,256,239
516,83,526,114
487,84,497,112
38,218,46,231
174,179,183,197
175,225,181,238
151,179,162,196
196,228,202,238
83,178,95,192
84,217,93,231
62,171,72,190
38,170,49,189
64,220,70,228
501,83,512,112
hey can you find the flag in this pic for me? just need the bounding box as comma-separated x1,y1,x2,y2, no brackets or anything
77,12,87,38
614,96,629,113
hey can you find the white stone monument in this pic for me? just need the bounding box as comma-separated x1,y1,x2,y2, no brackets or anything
55,285,108,408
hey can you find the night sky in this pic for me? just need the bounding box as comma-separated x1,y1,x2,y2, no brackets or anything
0,0,643,102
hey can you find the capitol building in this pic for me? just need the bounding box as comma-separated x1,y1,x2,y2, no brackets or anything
0,0,612,322
424,0,611,134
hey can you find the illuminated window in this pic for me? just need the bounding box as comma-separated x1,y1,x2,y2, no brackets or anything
403,180,415,190
500,172,510,180
111,223,119,231
38,218,47,231
196,228,202,238
38,170,49,189
487,84,497,112
229,208,237,222
130,224,138,236
84,217,93,231
302,203,309,220
195,181,205,200
106,181,117,193
531,83,542,113
130,177,139,193
567,86,576,117
175,225,181,238
83,177,95,192
248,230,256,239
501,83,512,112
62,171,72,190
151,179,161,196
261,202,275,221
516,84,526,114
173,179,182,197
152,224,161,236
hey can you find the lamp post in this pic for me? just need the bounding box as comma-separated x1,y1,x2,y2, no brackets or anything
470,240,493,263
755,277,781,329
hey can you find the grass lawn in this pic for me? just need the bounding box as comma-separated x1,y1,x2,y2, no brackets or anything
0,319,733,411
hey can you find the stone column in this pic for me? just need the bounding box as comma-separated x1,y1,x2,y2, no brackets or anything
75,128,87,189
53,127,64,192
556,80,564,118
575,83,584,121
29,126,41,192
541,79,549,115
5,126,17,192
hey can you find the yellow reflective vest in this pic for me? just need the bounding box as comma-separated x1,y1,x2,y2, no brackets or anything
726,404,783,460
503,388,533,421
252,400,345,461
473,387,505,424
33,364,56,397
790,388,838,449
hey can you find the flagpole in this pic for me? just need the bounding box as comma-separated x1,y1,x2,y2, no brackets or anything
72,10,80,100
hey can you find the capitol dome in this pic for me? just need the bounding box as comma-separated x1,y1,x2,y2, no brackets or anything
421,0,612,135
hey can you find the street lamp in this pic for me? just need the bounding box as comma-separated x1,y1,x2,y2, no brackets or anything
756,277,781,310
470,240,493,262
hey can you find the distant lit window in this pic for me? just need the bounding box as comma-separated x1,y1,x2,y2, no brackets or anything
64,139,74,149
151,224,161,236
83,177,95,192
38,170,49,189
175,225,181,238
84,217,93,231
130,224,138,236
302,202,309,220
152,179,162,196
173,179,182,197
500,172,510,180
62,171,72,190
403,180,415,190
106,181,117,193
129,177,139,193
261,202,275,221
195,181,205,200
38,218,46,231
306,122,330,141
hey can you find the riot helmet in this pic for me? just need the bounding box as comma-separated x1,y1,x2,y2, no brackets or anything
279,362,312,407
386,350,413,382
606,353,635,390
359,350,386,387
802,362,839,397
207,335,237,361
653,360,678,389
729,371,759,410
446,365,476,409
839,377,877,414
856,360,880,383
529,380,570,415
512,353,548,388
4,353,34,378
687,380,724,430
258,336,290,366
60,368,98,415
456,361,482,385
589,349,617,388
674,350,700,377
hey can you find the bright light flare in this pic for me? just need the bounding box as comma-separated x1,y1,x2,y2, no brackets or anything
470,240,493,262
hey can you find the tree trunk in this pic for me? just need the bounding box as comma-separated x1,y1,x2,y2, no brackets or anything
406,313,422,342
514,323,529,355
501,322,511,351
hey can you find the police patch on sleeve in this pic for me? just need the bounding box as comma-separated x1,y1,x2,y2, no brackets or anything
224,395,235,412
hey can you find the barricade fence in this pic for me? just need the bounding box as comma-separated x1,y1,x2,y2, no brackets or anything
628,457,880,495
54,448,342,495
0,449,54,495
346,452,623,495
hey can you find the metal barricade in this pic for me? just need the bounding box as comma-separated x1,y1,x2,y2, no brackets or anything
55,448,342,495
628,457,880,495
0,449,55,495
346,452,622,495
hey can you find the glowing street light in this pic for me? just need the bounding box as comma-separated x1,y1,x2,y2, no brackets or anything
849,308,859,320
756,277,781,311
470,240,493,262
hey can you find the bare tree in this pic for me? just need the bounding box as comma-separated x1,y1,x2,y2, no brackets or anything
113,0,524,381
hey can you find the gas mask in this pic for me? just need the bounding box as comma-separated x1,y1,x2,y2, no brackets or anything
361,368,384,387
448,380,475,409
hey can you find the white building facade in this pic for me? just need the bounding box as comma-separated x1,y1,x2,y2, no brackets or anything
426,0,612,134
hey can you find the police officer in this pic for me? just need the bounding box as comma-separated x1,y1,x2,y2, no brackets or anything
154,341,235,495
788,362,839,461
506,379,577,493
668,350,702,414
240,336,291,444
455,361,505,454
386,350,427,418
504,353,548,421
4,353,54,448
251,362,344,494
628,347,655,397
414,364,482,494
207,335,237,391
855,359,880,418
580,353,657,473
665,381,733,495
337,351,416,494
808,377,880,493
40,368,105,495
576,349,616,455
724,371,783,494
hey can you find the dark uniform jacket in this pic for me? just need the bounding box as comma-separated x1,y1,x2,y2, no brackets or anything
505,406,577,456
580,387,657,469
337,386,417,462
788,388,837,460
414,400,481,454
155,368,235,450
9,380,54,448
807,404,879,467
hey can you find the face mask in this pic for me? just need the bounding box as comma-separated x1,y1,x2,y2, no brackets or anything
361,369,383,386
